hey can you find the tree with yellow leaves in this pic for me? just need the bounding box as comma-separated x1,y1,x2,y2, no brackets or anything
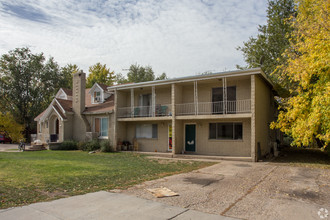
0,112,24,142
271,0,329,150
86,63,115,88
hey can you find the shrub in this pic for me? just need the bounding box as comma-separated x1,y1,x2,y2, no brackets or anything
50,140,78,151
100,140,114,152
77,141,87,151
85,139,101,151
77,139,101,152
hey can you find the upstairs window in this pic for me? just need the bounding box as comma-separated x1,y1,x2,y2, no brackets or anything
94,91,101,103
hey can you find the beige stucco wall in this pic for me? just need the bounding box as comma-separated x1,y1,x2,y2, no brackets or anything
117,118,251,156
255,75,274,157
117,91,127,108
125,121,170,152
63,115,73,141
180,78,251,104
122,87,172,107
179,118,251,156
117,121,127,143
37,119,50,143
108,113,115,146
174,120,183,154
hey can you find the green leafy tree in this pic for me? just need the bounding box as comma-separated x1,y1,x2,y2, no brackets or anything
156,72,168,80
0,47,65,139
237,0,296,94
61,64,79,89
86,63,115,88
271,0,330,149
115,73,129,85
115,64,167,84
127,64,155,83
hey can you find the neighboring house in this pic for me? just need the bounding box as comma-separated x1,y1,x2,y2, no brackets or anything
35,72,114,144
35,68,278,161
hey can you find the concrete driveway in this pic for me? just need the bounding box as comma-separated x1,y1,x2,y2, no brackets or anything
123,160,330,220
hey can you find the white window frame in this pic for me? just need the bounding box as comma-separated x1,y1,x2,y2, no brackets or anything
91,85,104,104
94,117,108,139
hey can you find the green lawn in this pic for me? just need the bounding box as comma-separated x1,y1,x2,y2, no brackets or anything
0,151,214,209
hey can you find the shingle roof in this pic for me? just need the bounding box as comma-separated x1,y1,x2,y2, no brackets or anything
35,88,114,121
55,98,73,112
84,94,114,113
34,109,47,121
61,88,73,96
98,83,108,91
53,104,67,120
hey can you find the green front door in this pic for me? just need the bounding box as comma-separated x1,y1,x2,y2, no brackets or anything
185,124,196,152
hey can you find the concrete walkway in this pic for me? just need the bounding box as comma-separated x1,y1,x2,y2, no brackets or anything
0,191,235,220
0,143,19,152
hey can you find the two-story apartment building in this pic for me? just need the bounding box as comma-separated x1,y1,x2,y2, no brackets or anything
35,68,277,162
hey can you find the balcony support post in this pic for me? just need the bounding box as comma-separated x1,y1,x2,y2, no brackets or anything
152,86,156,117
171,84,176,156
223,77,227,114
130,89,134,118
193,81,198,115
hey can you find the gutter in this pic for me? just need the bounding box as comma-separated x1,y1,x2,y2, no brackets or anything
108,68,266,90
83,110,114,115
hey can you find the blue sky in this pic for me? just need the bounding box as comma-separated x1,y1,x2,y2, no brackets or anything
0,0,267,78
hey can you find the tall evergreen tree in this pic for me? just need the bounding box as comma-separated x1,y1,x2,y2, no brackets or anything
237,0,296,94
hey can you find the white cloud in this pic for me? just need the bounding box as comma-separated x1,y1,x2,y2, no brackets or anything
0,0,267,77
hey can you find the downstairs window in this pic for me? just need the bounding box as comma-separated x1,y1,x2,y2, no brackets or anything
94,117,108,138
209,122,242,140
136,124,158,139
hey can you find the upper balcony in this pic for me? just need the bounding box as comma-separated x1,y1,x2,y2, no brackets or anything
115,74,252,119
118,104,172,118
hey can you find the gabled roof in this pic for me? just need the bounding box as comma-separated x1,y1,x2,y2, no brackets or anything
52,105,67,121
34,109,47,121
84,94,114,114
98,83,108,91
89,83,109,94
35,85,114,121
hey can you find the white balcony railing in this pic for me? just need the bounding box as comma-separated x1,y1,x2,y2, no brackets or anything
176,99,251,116
117,104,172,118
117,100,251,118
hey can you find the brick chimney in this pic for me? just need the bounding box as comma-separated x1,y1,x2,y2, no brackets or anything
73,70,86,114
72,71,91,141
